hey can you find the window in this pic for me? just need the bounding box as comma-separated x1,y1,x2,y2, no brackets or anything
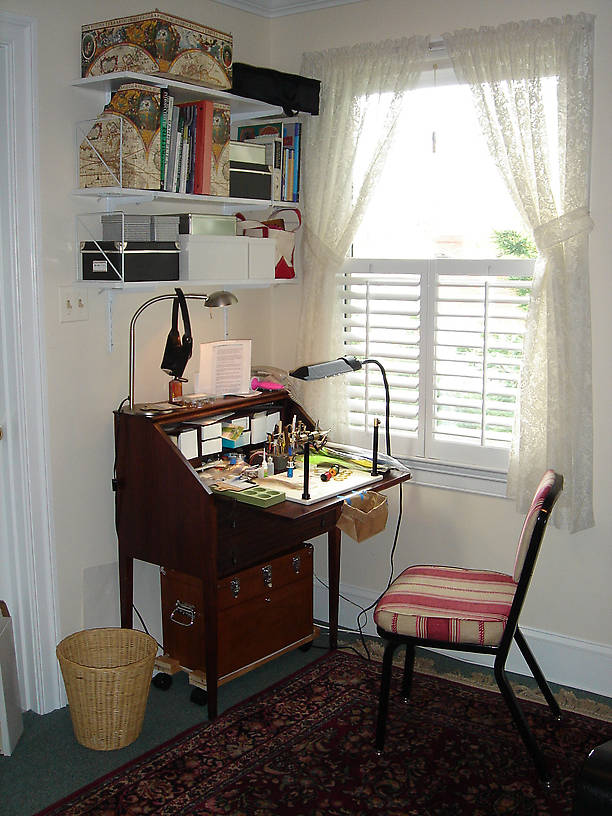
344,67,538,473
339,258,533,471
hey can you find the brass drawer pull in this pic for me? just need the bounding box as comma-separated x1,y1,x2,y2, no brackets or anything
262,564,273,588
292,555,301,573
231,577,241,598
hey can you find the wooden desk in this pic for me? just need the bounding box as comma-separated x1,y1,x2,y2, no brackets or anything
114,391,408,719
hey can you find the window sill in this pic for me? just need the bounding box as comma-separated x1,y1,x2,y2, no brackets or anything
401,457,509,498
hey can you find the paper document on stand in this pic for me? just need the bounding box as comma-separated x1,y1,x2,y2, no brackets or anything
197,340,252,397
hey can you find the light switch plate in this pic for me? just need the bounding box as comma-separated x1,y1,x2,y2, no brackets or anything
59,286,89,322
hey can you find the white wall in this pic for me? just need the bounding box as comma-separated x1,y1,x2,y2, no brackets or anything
1,0,610,697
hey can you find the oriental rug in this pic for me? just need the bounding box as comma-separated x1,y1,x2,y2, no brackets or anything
36,650,612,816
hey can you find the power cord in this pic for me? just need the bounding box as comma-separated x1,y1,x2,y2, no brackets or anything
315,480,404,660
132,604,163,651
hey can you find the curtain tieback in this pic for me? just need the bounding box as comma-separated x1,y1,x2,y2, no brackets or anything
533,206,594,252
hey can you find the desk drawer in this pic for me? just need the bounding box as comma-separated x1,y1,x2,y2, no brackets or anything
161,545,313,678
216,503,338,575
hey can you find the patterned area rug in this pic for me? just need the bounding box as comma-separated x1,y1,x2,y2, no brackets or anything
37,650,612,816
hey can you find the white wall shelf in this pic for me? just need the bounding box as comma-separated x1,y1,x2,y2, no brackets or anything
72,187,275,209
72,72,284,122
73,72,301,297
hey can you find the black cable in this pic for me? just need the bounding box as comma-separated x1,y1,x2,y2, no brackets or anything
132,604,163,650
314,479,404,661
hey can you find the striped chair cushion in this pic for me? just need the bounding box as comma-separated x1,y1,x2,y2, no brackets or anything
373,565,517,646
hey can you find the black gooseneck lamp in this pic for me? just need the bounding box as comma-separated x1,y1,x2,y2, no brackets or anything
289,355,391,459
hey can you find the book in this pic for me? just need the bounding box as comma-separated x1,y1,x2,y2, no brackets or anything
193,100,214,195
164,102,179,191
159,89,170,190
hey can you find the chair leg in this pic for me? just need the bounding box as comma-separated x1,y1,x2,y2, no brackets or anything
376,639,401,753
402,642,416,702
494,658,551,786
514,628,561,719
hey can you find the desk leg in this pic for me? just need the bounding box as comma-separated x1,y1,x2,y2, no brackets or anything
119,551,133,629
202,595,218,721
328,526,341,650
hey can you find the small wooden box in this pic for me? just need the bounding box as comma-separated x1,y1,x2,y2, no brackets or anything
160,545,313,680
81,11,233,90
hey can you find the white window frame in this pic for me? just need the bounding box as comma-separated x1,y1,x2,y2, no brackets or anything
338,257,534,493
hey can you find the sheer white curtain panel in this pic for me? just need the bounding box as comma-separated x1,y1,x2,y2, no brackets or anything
443,14,595,532
296,37,428,432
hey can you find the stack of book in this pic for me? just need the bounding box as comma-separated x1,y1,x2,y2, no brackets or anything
236,119,301,203
78,83,232,196
160,91,231,196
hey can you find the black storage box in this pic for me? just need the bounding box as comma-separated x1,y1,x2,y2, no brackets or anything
231,62,320,116
229,162,272,200
81,241,180,282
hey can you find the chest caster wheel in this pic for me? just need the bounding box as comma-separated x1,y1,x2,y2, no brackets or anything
152,672,173,691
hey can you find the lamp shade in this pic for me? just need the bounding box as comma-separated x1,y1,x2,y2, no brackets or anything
206,291,238,308
289,356,363,381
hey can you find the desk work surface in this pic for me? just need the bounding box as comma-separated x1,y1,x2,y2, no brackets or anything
260,468,383,505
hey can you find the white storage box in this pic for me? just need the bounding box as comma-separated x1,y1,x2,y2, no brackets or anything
178,235,275,282
202,437,223,455
248,238,276,280
200,421,222,441
251,411,268,444
174,429,198,460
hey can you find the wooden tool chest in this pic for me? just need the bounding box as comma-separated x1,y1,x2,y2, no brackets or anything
160,544,314,685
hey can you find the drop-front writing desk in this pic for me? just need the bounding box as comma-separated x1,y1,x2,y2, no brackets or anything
114,390,409,720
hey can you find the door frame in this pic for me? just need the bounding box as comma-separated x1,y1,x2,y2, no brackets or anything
0,11,61,714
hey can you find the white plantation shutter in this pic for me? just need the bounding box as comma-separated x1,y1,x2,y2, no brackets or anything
339,258,534,468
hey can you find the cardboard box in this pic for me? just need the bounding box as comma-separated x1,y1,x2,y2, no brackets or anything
81,11,233,90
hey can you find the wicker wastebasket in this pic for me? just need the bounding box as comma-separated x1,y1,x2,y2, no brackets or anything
56,627,157,751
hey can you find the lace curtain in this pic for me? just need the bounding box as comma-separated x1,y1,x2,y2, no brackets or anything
296,37,429,431
444,14,595,532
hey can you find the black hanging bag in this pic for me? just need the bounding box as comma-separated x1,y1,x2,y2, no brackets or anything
160,288,193,379
231,62,320,116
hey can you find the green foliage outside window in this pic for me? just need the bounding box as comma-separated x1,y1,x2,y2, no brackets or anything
492,229,538,258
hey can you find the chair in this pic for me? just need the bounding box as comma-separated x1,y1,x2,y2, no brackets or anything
373,470,564,786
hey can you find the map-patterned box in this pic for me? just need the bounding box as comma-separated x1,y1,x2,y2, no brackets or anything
81,10,233,91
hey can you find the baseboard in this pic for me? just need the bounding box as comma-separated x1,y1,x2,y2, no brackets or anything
314,581,612,698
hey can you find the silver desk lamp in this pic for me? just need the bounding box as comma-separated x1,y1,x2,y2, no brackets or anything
128,290,237,410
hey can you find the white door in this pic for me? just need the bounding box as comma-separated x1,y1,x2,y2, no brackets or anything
0,12,62,714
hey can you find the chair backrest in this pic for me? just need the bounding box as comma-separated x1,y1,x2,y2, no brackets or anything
512,470,563,582
499,471,563,649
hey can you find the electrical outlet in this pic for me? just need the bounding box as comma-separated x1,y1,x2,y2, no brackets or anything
59,286,89,323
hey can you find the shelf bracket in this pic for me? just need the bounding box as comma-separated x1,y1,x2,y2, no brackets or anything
106,289,115,353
